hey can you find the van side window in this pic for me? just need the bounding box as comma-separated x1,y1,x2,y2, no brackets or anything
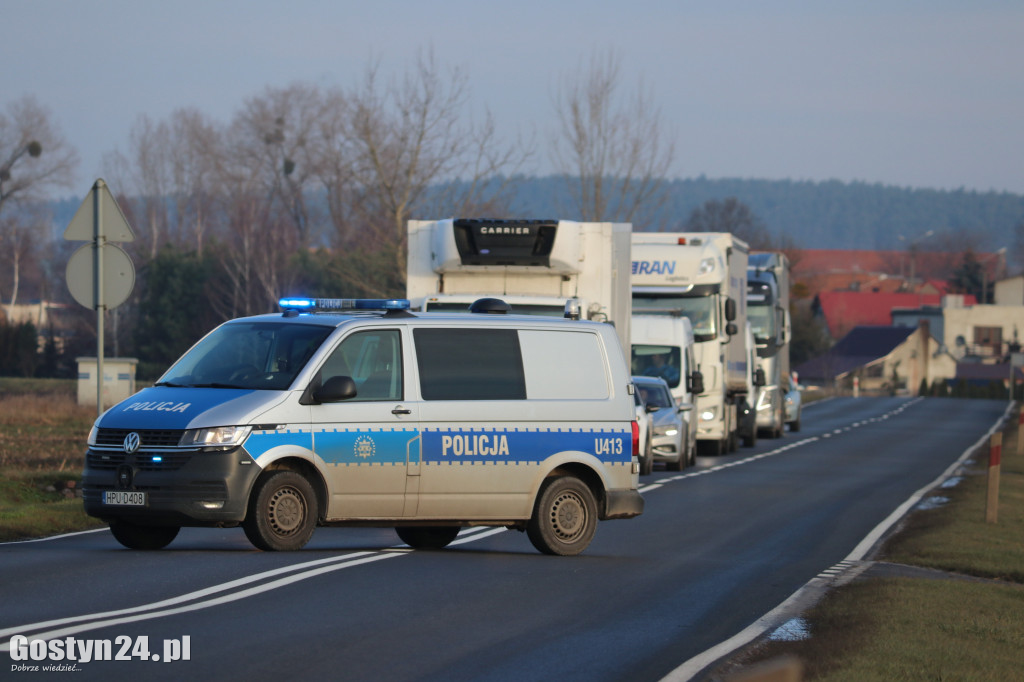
321,330,403,401
518,330,609,399
414,328,526,400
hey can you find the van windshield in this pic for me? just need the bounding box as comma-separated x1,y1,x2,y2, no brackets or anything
631,344,681,389
156,322,333,390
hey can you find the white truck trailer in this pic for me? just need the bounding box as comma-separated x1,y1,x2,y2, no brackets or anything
406,218,632,355
631,232,752,454
748,252,792,438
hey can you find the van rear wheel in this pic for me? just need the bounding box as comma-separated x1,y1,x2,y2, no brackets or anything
243,470,318,551
527,476,597,556
396,526,461,550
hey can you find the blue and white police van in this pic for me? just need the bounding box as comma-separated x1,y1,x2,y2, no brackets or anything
83,297,643,556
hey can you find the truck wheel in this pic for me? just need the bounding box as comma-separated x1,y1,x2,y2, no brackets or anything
396,526,461,550
527,476,598,556
109,520,179,550
244,470,318,551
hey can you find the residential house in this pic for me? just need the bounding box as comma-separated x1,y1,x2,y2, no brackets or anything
795,323,955,395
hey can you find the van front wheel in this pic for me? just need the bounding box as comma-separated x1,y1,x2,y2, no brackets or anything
244,470,318,551
527,476,597,556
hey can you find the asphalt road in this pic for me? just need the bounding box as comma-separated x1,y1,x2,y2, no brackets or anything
0,397,1009,681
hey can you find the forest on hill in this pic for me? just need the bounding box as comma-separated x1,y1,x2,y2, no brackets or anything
497,175,1024,253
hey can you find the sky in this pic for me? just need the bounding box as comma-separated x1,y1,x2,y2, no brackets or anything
2,0,1023,199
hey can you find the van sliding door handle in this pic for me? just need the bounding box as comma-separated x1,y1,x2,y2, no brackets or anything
391,406,412,415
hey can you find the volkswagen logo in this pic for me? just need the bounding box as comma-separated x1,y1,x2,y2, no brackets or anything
123,432,141,454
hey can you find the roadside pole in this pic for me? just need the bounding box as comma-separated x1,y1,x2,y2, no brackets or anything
64,179,136,416
1016,404,1024,455
986,431,1001,524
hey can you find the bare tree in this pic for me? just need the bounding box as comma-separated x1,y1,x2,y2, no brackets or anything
0,208,44,308
0,96,78,309
168,108,223,255
550,49,674,227
231,83,328,250
0,95,78,215
342,51,529,279
685,197,772,249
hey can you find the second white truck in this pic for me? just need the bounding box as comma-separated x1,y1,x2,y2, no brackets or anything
631,232,752,454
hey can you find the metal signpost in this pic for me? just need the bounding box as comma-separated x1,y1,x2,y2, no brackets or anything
64,179,136,415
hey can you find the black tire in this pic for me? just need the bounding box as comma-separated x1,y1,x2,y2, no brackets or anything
742,423,757,448
640,434,653,475
527,476,598,556
243,470,318,551
706,438,725,456
109,520,179,550
790,415,801,433
666,434,685,471
396,526,461,550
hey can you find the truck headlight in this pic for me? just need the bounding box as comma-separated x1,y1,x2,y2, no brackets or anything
181,426,252,449
700,407,717,422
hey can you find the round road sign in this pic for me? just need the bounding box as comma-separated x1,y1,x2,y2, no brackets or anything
65,242,136,310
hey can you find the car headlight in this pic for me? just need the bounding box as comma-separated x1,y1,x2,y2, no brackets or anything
655,426,679,437
181,426,252,449
87,424,99,446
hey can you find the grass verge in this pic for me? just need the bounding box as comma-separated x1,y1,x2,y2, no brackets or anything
0,383,104,541
712,402,1024,681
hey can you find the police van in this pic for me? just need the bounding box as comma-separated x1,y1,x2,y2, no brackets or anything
82,297,643,556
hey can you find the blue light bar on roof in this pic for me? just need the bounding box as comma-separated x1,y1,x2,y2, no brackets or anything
278,297,411,312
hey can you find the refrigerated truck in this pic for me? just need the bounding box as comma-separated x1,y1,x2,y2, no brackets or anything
406,218,632,356
748,252,792,438
631,232,751,454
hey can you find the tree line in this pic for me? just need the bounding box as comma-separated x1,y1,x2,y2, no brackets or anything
3,49,1021,380
1,49,680,379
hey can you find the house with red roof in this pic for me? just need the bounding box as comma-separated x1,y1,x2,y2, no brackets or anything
812,291,977,340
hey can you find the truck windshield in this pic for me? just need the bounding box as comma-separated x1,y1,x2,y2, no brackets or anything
632,295,716,340
157,322,333,390
748,303,776,344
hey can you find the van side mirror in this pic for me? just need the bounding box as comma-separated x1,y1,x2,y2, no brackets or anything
724,298,737,322
754,367,766,387
689,370,704,395
314,375,358,403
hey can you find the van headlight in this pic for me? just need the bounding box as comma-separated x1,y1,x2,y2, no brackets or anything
87,424,99,446
181,426,252,449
